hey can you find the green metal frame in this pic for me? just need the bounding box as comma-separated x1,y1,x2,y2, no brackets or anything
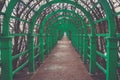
46,18,80,50
44,14,82,55
41,9,83,55
0,0,118,80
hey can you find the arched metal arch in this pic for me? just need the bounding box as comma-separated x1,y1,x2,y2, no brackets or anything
47,18,80,33
47,17,82,54
43,9,87,63
38,13,82,63
29,1,97,74
29,0,95,35
46,18,80,40
46,17,81,32
41,9,84,31
45,16,83,56
43,15,81,46
2,0,116,39
44,14,82,31
45,17,80,56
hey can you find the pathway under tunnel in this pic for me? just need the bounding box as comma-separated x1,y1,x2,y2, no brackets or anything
30,35,93,80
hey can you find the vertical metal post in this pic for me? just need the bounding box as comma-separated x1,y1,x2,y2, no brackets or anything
106,37,117,80
46,34,50,56
81,31,83,57
1,37,13,80
77,34,79,51
83,35,88,63
28,35,35,72
89,36,97,74
39,34,44,62
99,0,117,79
49,34,51,51
1,0,18,80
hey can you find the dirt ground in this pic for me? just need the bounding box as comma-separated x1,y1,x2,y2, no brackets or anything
30,36,93,80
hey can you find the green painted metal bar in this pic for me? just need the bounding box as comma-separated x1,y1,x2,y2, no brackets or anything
116,33,120,38
39,35,45,62
105,37,118,80
11,34,28,36
12,50,29,60
94,17,107,24
83,35,88,63
45,35,50,56
34,53,40,59
118,63,120,67
20,0,36,13
87,17,107,27
96,34,108,37
0,12,5,15
99,0,116,36
114,12,120,16
1,0,24,79
12,61,28,75
80,29,84,56
11,34,40,37
88,2,99,12
28,35,35,72
96,50,106,59
96,62,106,74
33,44,40,50
11,16,29,23
89,36,97,74
88,46,90,49
1,37,13,80
88,54,90,59
99,0,118,80
89,34,108,37
2,0,18,35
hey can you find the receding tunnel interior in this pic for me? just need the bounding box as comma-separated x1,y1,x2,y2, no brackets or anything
0,0,120,80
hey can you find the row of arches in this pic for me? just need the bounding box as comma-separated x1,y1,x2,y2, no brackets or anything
0,0,119,80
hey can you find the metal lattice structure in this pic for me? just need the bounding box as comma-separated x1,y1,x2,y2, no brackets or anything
0,0,120,80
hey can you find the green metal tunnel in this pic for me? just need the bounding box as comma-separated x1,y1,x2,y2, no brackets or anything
0,0,120,80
